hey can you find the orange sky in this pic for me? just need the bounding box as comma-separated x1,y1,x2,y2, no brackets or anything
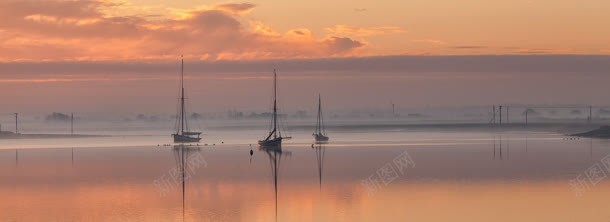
1,0,609,61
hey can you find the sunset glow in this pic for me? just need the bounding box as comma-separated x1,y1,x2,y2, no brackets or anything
1,0,609,62
2,1,610,222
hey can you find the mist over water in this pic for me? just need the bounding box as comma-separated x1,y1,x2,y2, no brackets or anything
2,129,610,221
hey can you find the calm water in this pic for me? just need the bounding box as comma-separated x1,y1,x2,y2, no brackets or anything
1,129,610,221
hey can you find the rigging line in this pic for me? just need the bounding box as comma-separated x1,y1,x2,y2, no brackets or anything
184,90,192,132
174,95,181,134
173,58,182,134
274,69,279,138
266,71,275,136
180,55,185,134
184,87,204,133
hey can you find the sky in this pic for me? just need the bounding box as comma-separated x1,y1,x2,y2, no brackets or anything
0,0,609,117
1,0,609,61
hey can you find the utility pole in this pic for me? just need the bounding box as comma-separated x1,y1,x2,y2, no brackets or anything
588,105,592,124
492,105,496,125
499,106,502,125
390,101,395,117
506,106,509,124
14,113,18,134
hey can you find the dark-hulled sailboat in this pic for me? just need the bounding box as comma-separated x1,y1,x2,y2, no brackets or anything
172,56,202,143
258,69,290,147
313,95,329,142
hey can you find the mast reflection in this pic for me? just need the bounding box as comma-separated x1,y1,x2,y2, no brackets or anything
312,143,326,189
260,145,291,222
173,144,201,222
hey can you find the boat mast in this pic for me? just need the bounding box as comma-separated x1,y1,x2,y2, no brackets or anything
316,94,322,135
180,55,185,135
14,113,18,134
272,69,278,139
318,94,325,135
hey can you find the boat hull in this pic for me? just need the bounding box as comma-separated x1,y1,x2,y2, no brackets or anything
258,137,282,147
314,134,329,142
173,134,201,143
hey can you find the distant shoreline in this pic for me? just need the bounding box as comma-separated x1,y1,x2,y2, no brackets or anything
571,125,610,139
0,122,606,139
0,132,106,139
210,122,604,134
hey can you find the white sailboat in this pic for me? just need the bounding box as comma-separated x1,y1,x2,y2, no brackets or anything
172,56,202,143
258,69,291,147
313,94,329,142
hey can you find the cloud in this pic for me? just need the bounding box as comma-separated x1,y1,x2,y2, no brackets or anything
354,8,367,12
286,29,314,39
450,46,487,49
187,10,241,32
0,0,110,19
323,37,366,54
324,25,405,37
0,0,371,61
412,39,447,45
213,3,256,15
512,48,571,54
3,55,610,85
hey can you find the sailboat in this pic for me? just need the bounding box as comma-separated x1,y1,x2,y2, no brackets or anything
313,95,329,142
172,56,202,143
258,69,291,147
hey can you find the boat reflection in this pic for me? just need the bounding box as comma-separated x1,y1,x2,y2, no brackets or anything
259,145,291,222
172,144,201,222
312,143,325,189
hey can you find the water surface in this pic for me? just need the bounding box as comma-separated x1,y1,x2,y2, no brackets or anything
1,130,609,221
